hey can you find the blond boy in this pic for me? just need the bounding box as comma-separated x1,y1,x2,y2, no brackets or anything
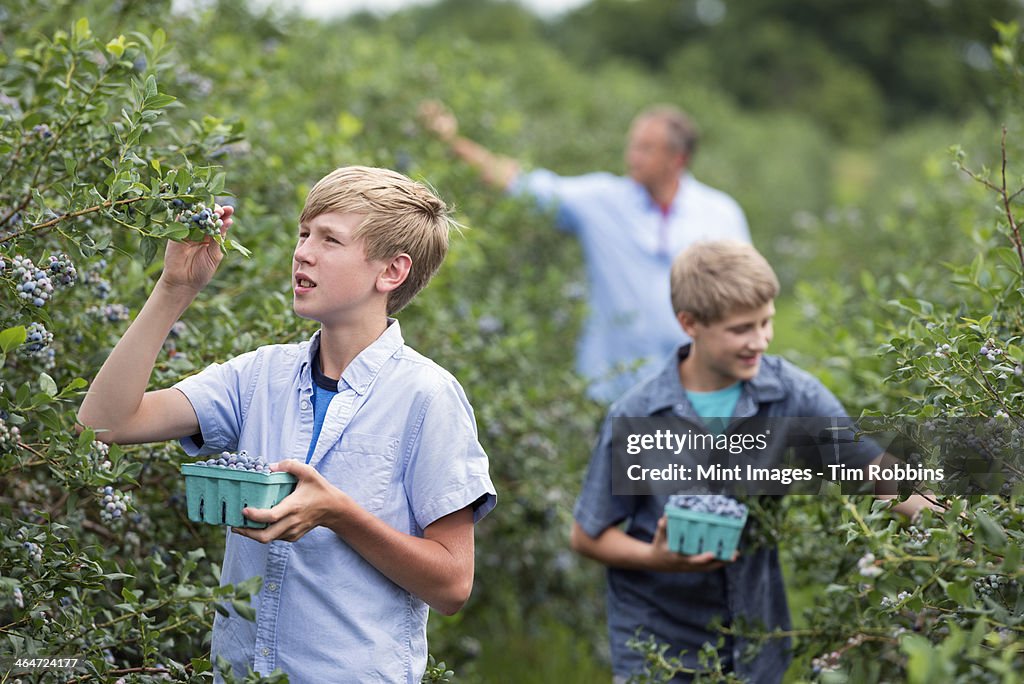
571,240,931,682
79,166,496,682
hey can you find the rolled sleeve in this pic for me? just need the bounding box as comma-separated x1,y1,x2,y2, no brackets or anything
173,349,262,457
405,378,496,530
573,414,635,538
510,168,616,235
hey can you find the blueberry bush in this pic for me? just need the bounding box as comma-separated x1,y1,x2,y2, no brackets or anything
1,1,1022,683
0,12,263,684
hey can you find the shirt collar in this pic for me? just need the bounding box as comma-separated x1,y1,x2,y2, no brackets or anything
630,172,695,213
638,344,787,415
302,318,405,396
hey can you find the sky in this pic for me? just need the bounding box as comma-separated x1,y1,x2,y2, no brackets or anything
246,0,591,19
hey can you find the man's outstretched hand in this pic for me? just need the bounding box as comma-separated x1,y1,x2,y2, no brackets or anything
418,100,459,143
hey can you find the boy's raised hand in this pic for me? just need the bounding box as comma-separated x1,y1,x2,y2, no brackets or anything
158,204,234,294
651,515,736,572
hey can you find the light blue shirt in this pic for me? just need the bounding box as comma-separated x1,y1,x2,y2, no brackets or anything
511,169,750,402
174,320,497,683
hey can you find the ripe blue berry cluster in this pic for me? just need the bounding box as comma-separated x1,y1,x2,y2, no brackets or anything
172,200,223,238
857,552,883,578
191,450,272,473
22,322,53,355
32,123,52,139
11,586,24,609
98,485,131,523
666,493,748,519
21,541,42,563
974,573,1018,599
0,418,21,452
80,259,111,299
86,303,131,323
903,524,932,551
879,590,911,609
979,338,1005,362
92,440,113,472
46,253,77,286
10,255,54,307
811,649,841,674
163,320,188,358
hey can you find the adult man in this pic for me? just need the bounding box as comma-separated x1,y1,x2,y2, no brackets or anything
420,101,750,402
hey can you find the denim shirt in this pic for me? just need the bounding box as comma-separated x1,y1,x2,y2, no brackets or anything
174,321,496,683
511,170,750,401
574,346,879,682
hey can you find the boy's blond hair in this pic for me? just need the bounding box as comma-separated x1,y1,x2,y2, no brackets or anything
299,166,453,315
670,240,779,323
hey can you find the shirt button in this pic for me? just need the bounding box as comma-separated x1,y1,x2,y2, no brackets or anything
261,647,270,656
300,399,310,410
266,582,278,591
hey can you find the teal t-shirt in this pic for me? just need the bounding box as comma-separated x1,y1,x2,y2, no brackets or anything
686,382,742,435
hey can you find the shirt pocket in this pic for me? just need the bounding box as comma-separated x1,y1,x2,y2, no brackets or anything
318,432,399,514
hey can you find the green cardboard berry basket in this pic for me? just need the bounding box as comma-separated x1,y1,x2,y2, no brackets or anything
180,464,297,529
665,505,747,560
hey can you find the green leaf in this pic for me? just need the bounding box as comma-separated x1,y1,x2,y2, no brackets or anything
944,579,972,606
140,235,159,266
190,658,211,674
146,93,177,110
901,634,936,684
77,427,96,450
73,17,91,46
975,512,1007,549
993,246,1024,270
152,28,166,54
231,599,256,622
39,372,58,397
208,171,226,194
105,35,126,58
164,224,191,241
1001,542,1020,573
59,377,89,397
225,239,251,258
0,326,27,353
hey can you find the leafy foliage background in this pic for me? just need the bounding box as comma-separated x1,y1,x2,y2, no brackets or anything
1,0,1022,682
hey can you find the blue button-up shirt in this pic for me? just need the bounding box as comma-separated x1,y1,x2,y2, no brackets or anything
511,170,750,402
574,347,879,682
175,321,496,683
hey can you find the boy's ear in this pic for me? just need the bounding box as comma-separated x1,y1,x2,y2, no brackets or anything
676,310,700,337
377,253,412,294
